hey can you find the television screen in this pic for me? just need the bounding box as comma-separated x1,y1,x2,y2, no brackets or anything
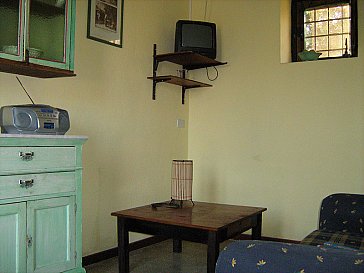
175,20,217,59
181,24,213,48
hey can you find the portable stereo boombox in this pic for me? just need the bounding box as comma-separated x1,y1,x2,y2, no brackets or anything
0,104,70,135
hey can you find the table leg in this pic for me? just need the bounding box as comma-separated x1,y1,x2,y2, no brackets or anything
173,239,182,253
117,217,129,273
251,213,262,240
207,231,219,273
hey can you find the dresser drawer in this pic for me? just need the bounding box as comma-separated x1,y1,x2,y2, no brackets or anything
0,147,76,173
0,172,76,200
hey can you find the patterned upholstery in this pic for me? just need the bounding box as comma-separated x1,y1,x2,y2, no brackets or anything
302,229,364,250
215,240,364,273
301,193,364,250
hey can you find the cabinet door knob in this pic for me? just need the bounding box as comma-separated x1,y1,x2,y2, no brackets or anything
19,179,34,188
19,151,34,161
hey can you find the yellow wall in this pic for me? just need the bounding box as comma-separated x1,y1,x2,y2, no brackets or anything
2,0,364,256
0,0,188,255
189,0,364,240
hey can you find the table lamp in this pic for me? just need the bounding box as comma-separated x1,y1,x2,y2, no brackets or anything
171,160,193,207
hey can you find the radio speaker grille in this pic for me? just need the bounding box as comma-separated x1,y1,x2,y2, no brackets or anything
13,108,38,130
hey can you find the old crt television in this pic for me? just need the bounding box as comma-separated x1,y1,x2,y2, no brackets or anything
174,20,217,59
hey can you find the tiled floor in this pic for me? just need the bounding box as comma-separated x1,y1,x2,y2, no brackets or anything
85,239,231,273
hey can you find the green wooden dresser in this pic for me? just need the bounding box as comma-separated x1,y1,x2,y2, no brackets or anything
0,135,87,273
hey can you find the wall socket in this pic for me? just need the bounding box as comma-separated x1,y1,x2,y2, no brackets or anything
176,119,185,128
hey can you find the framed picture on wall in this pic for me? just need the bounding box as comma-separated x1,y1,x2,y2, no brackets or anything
87,0,124,47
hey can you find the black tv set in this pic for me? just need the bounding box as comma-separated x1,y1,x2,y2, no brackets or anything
174,20,217,59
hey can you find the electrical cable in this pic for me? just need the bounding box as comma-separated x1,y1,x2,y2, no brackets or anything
206,66,219,81
204,0,208,20
189,0,192,20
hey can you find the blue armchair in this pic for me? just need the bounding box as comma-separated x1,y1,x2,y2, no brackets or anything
216,193,364,273
301,193,364,250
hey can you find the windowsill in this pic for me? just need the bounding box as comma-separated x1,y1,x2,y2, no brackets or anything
280,55,357,64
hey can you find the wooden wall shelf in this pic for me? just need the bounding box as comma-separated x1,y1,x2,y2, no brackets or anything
147,75,212,88
155,51,227,70
148,44,226,104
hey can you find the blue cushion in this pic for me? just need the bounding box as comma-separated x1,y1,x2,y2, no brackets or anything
215,240,364,273
301,229,364,250
319,193,364,234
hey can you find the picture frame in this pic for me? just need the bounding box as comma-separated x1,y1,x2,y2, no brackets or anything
87,0,124,48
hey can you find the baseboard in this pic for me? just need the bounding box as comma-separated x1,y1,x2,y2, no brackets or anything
82,236,167,266
82,234,299,266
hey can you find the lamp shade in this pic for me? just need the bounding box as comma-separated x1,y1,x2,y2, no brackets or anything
171,160,193,201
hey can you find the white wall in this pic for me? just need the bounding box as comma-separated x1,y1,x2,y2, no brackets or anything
189,0,364,240
0,0,189,255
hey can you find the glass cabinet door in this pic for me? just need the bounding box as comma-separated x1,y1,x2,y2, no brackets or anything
0,0,25,61
28,0,73,70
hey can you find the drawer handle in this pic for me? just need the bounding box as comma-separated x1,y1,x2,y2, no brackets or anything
19,179,34,189
19,152,34,161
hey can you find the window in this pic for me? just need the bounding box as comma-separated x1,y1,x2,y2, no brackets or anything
291,0,358,61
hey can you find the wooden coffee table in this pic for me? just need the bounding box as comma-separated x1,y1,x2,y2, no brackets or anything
111,201,266,273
